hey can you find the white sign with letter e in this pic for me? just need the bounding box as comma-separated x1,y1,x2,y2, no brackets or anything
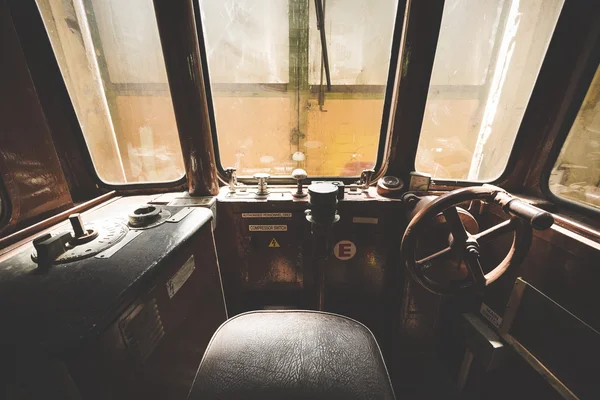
334,240,356,261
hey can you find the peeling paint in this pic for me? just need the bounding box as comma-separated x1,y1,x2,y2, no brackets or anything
402,46,411,78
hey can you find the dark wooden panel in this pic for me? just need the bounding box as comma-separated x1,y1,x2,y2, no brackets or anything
0,0,73,235
507,280,600,399
7,0,101,202
479,211,600,333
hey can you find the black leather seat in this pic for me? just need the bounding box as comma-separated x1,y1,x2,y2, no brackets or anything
188,310,395,400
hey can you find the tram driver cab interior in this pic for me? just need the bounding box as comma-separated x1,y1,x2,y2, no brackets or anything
0,0,599,399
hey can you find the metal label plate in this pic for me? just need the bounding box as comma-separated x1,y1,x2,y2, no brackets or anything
95,230,142,259
167,207,194,223
480,303,503,328
352,217,378,224
249,225,288,232
242,213,292,218
168,197,215,206
166,255,195,299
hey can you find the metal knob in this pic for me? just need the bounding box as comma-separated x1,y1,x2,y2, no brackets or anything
253,173,270,196
224,167,237,193
292,168,308,198
360,169,376,190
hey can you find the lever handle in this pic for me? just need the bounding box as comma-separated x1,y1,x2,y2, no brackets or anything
504,198,554,230
292,168,308,198
69,213,86,238
33,232,72,266
224,167,237,192
495,192,554,230
360,169,376,188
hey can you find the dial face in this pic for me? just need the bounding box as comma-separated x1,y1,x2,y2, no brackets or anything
409,175,431,191
382,176,402,188
32,221,129,264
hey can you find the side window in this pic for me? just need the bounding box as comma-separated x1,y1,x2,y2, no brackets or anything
36,0,185,184
415,0,563,181
549,65,600,211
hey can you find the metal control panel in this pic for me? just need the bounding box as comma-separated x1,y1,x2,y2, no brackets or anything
0,196,226,399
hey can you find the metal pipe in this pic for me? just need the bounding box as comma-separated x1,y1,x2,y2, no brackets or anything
153,0,219,196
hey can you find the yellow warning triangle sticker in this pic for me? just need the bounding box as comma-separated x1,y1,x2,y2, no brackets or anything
268,238,280,248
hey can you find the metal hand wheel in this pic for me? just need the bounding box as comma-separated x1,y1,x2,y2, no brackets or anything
401,185,553,296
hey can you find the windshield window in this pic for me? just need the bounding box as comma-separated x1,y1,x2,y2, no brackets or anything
36,0,185,184
415,0,564,181
198,0,399,177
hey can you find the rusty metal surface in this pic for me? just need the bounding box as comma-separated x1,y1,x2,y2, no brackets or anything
214,187,405,359
0,3,73,235
152,0,219,196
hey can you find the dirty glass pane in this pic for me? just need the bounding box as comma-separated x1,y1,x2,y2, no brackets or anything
550,66,600,211
199,0,398,177
35,0,185,184
415,0,564,181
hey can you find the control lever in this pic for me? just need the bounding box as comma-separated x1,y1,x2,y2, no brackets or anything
32,232,72,266
224,167,237,194
360,169,376,191
253,173,270,196
32,213,99,266
494,192,554,230
292,168,308,198
68,213,98,244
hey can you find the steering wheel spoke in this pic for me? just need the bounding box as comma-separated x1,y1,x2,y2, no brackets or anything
472,218,515,243
463,244,486,291
416,246,453,265
442,206,468,243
